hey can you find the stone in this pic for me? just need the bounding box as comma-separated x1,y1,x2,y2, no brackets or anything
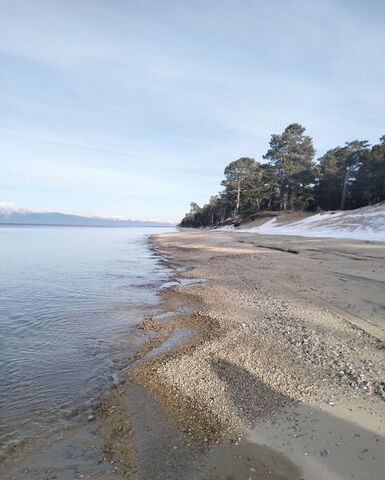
320,448,330,457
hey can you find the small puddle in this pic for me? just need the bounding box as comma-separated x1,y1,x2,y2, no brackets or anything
159,278,207,291
151,311,178,323
143,327,194,360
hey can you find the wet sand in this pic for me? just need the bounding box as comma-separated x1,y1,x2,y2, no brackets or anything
3,230,385,479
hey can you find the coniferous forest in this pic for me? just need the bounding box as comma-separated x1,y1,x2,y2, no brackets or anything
180,124,385,227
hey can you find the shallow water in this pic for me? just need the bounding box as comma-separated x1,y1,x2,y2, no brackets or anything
0,226,173,448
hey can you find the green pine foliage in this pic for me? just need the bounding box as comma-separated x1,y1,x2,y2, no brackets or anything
180,124,385,228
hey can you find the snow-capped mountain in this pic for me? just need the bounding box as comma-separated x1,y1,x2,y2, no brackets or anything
0,203,175,227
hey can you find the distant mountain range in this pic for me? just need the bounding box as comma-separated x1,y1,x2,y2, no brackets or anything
0,204,175,227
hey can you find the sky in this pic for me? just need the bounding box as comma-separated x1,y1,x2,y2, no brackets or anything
1,0,384,221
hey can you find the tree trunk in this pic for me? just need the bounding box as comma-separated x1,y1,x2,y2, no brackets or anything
236,180,241,214
340,167,348,210
287,186,292,210
279,186,285,210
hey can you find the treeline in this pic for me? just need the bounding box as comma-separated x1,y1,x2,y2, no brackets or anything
180,123,385,227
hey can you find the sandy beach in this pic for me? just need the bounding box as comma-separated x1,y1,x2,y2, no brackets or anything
3,230,385,480
2,0,384,477
128,230,385,479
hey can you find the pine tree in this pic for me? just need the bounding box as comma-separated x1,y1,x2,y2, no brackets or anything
221,157,257,215
264,124,316,210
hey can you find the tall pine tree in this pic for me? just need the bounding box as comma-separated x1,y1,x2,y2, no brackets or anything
264,124,316,210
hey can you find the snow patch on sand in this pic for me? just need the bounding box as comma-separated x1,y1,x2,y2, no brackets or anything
217,204,385,242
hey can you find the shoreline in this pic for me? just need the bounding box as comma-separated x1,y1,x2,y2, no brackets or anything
3,230,385,479
129,230,385,479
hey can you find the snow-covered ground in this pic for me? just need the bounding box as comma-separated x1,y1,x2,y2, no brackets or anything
217,203,385,242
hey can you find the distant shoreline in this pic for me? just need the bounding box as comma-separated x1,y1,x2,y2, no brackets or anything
0,223,176,228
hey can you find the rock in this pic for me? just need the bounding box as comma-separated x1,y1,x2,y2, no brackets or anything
87,414,95,421
320,448,330,457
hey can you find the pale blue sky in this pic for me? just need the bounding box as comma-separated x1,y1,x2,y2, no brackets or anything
1,0,384,221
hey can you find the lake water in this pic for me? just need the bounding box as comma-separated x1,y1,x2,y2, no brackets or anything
0,226,174,451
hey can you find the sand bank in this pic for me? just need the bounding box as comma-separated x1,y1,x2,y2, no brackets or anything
130,230,385,479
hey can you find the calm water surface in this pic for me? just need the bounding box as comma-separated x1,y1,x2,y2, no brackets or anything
0,226,174,448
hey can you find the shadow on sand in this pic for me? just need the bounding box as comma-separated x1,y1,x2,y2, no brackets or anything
211,358,385,480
